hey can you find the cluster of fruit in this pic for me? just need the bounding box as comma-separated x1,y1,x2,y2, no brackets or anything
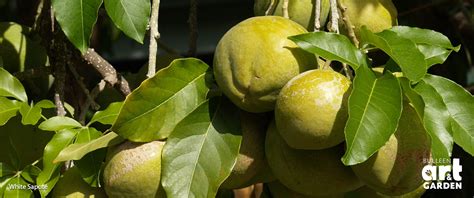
53,0,432,197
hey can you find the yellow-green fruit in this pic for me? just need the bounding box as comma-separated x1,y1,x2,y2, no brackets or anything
254,0,330,31
339,0,397,36
221,111,268,189
103,141,166,198
268,181,344,198
213,16,317,113
275,69,351,150
52,167,106,198
351,104,431,196
265,122,362,196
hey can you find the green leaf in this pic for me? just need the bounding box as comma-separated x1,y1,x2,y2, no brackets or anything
0,67,27,102
37,129,77,186
417,44,454,68
88,102,123,126
19,103,40,125
0,176,14,197
3,176,33,198
360,26,427,82
74,127,105,187
342,66,403,165
112,58,211,141
52,0,103,53
20,165,41,183
54,132,123,162
104,0,150,43
0,97,20,126
289,32,366,69
0,163,15,177
413,79,453,164
0,22,48,73
419,75,474,156
399,77,424,118
38,170,59,198
389,26,460,50
162,97,242,198
38,116,82,131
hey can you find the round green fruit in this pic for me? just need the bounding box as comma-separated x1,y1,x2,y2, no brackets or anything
265,122,362,196
103,141,166,198
221,111,269,189
339,0,397,36
52,167,106,198
275,69,351,150
351,103,431,196
254,0,330,31
213,16,317,113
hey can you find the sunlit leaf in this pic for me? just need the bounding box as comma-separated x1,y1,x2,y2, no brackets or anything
3,176,33,198
88,102,123,126
104,0,150,43
38,116,82,131
54,132,123,162
0,67,27,102
0,97,20,126
74,127,105,187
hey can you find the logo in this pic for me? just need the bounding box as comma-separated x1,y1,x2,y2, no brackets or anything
422,158,462,190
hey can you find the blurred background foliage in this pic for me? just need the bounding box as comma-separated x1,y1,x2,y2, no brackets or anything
0,0,473,197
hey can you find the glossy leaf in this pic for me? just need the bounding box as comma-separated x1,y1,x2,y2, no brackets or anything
52,0,103,53
112,58,211,141
38,116,82,131
413,79,453,164
342,66,403,165
54,132,123,162
0,23,48,72
360,27,426,82
419,75,474,156
3,176,33,198
417,44,454,68
0,163,15,177
74,127,105,187
162,98,242,198
38,171,60,198
104,0,150,43
19,102,42,125
20,165,41,183
0,97,20,126
390,26,460,50
289,32,366,69
0,176,13,196
0,67,27,102
37,129,77,186
88,102,123,126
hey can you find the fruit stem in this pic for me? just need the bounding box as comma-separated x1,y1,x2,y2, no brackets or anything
322,60,332,70
328,0,339,33
265,0,276,16
314,0,321,31
337,0,359,48
282,0,289,18
147,0,161,78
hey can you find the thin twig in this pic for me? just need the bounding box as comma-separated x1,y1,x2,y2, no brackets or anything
78,80,107,123
32,0,44,31
337,0,359,47
67,64,100,110
314,0,321,31
147,0,161,78
282,0,289,18
83,48,131,96
342,63,353,79
187,0,198,57
328,0,339,33
265,0,275,15
322,60,332,70
54,63,67,116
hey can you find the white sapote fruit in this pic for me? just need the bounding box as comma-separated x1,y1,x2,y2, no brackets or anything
275,69,351,150
213,16,317,113
265,122,362,196
351,103,431,196
339,0,397,37
103,141,166,198
52,167,106,198
254,0,331,31
221,111,269,189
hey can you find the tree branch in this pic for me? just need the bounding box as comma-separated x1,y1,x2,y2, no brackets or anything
187,0,198,57
147,0,161,78
337,0,359,47
328,0,339,33
82,48,131,96
265,0,276,15
282,0,289,18
314,0,321,31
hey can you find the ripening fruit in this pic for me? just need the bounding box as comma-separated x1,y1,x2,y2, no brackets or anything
213,16,317,113
275,69,351,150
339,0,397,36
351,103,431,196
265,122,362,196
103,141,166,198
254,0,331,31
52,167,106,198
221,111,269,189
